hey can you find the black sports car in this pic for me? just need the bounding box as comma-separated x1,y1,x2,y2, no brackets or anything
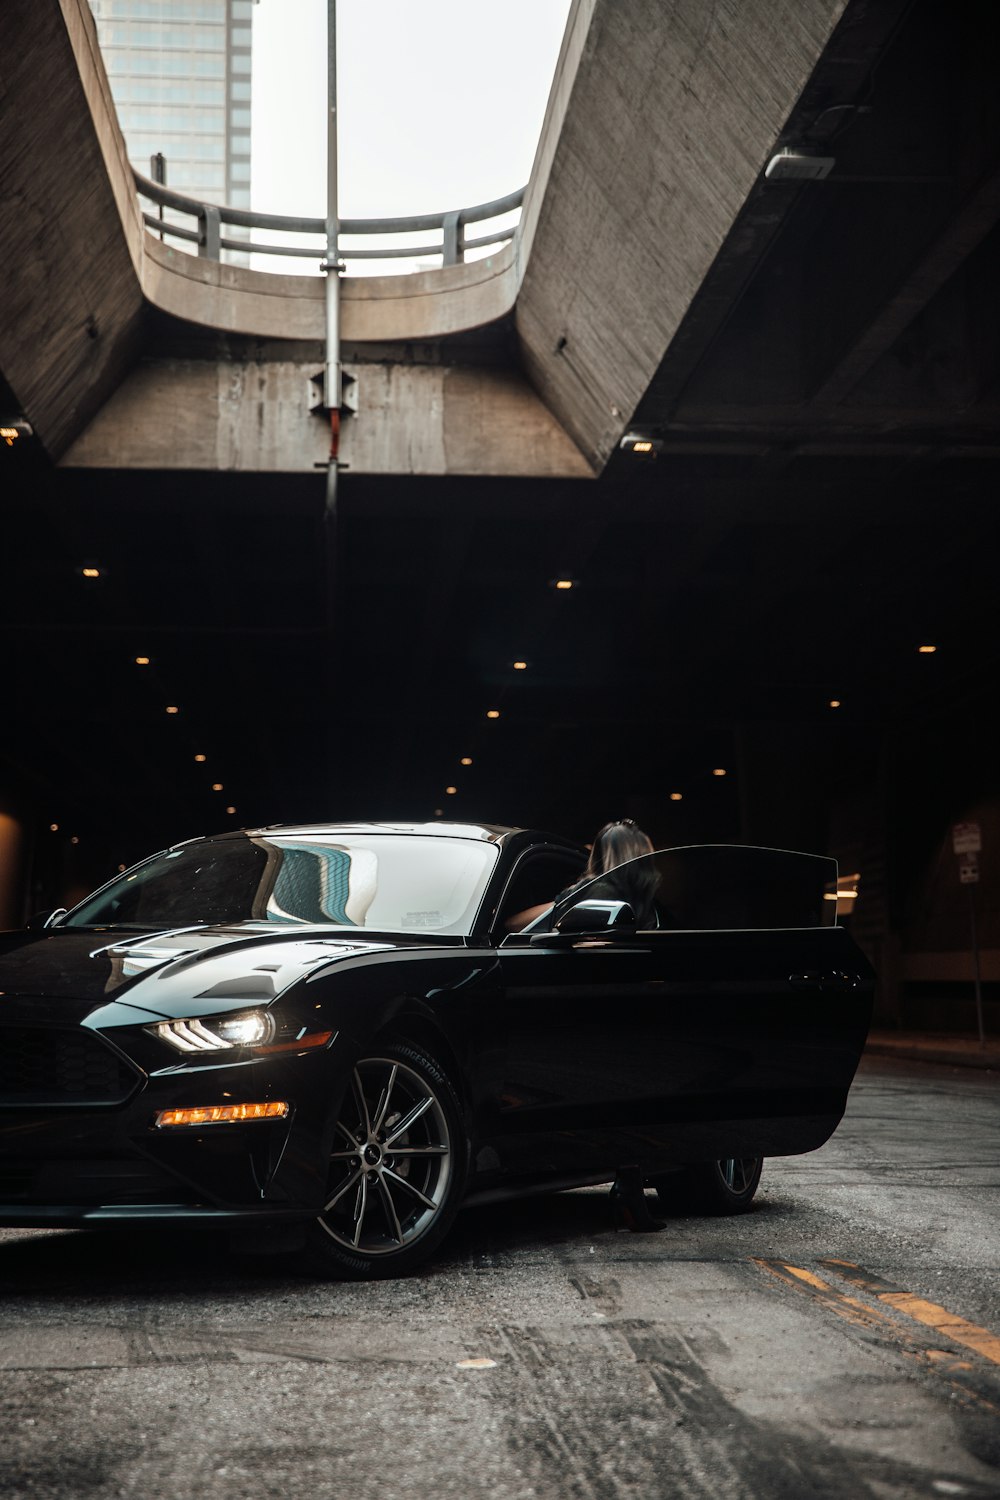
0,823,873,1277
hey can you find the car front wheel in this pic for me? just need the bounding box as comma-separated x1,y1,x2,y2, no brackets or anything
301,1040,465,1279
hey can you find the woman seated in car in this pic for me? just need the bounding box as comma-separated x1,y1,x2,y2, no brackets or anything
506,818,657,931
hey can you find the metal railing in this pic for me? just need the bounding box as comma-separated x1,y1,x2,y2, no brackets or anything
133,168,524,273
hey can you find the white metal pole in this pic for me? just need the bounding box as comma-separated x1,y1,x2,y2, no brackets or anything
324,0,340,523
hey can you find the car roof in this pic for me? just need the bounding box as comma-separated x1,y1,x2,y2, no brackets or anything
194,821,520,846
168,822,586,856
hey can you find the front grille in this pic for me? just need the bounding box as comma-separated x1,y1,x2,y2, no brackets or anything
0,1159,196,1206
0,1026,142,1106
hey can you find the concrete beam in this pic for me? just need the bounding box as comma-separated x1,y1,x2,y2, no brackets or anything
61,359,592,479
812,163,1000,405
0,0,145,457
143,235,519,346
515,0,850,470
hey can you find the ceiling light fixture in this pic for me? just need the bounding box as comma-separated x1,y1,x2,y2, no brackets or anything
165,705,179,715
512,660,528,671
80,566,102,579
226,806,236,815
829,699,841,709
486,709,500,720
135,655,150,666
446,786,457,795
194,754,207,763
49,823,59,832
212,783,223,792
917,644,937,654
619,431,663,454
0,416,32,445
765,149,835,181
712,768,727,777
460,757,472,767
551,579,575,591
669,792,683,801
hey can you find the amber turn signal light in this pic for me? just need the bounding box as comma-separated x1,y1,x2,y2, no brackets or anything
155,1101,290,1128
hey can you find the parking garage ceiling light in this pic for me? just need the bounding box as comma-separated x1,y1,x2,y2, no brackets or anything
551,579,576,591
194,754,207,763
918,644,938,654
0,416,32,445
713,768,727,777
619,431,663,454
486,709,500,720
765,149,836,181
165,705,179,715
460,757,472,767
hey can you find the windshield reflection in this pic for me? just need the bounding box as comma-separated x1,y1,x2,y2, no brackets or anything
64,833,498,937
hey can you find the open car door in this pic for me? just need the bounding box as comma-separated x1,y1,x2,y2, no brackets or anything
496,846,874,1180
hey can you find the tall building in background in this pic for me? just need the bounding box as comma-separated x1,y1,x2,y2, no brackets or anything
87,0,254,220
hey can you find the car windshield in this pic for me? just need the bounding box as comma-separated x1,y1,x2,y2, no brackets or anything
542,845,839,931
62,832,499,937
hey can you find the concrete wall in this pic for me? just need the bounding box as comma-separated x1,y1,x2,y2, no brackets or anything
61,359,592,478
515,0,850,470
142,233,519,346
0,0,145,456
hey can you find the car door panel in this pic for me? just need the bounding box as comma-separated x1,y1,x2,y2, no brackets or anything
489,847,873,1182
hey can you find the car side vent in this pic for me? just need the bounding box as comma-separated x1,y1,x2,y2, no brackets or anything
0,1027,143,1106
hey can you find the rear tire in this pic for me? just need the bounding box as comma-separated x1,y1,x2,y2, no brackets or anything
299,1040,466,1279
652,1156,762,1216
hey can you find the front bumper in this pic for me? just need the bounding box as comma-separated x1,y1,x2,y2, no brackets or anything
0,1035,353,1225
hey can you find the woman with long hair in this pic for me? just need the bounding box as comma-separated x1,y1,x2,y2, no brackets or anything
506,818,656,930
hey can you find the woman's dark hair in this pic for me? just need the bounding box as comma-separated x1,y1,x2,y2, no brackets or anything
580,819,660,927
582,819,654,880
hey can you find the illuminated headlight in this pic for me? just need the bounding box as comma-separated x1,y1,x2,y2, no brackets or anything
151,1008,276,1054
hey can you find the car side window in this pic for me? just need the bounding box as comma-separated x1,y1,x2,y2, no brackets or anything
492,851,585,937
548,846,838,932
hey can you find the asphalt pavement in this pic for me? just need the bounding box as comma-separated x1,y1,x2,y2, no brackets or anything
1,1054,998,1500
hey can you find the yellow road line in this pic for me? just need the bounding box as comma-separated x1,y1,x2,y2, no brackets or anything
754,1258,1000,1411
782,1264,830,1292
878,1293,1000,1367
819,1259,1000,1369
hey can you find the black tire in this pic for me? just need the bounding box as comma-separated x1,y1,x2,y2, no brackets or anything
299,1040,466,1280
652,1156,763,1216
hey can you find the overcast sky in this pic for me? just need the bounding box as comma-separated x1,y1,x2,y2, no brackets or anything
251,0,572,224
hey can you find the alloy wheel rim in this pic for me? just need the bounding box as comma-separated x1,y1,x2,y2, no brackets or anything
318,1057,452,1256
719,1157,759,1194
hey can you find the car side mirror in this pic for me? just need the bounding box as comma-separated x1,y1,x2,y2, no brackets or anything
528,898,636,943
26,908,67,930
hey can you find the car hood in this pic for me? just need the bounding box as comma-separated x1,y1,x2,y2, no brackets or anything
0,924,427,1021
